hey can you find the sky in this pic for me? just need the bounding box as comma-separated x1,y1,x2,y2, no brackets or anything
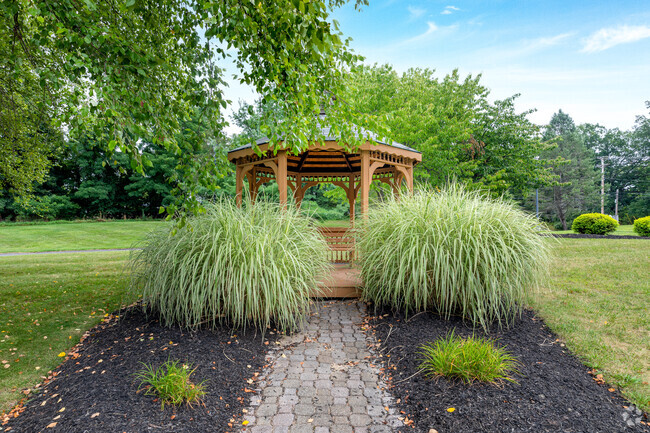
222,0,650,135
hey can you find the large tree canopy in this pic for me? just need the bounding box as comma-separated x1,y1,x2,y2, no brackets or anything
1,0,375,218
343,64,557,195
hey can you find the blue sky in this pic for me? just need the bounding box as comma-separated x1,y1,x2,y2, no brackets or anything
223,0,650,133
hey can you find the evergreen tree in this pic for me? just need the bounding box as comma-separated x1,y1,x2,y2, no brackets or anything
538,111,599,229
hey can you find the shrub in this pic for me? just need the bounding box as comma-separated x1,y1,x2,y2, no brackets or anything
633,216,650,237
356,185,551,330
418,331,520,384
571,213,619,235
135,359,206,409
130,200,330,332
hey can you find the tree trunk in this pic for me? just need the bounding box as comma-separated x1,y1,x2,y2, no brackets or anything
554,186,567,230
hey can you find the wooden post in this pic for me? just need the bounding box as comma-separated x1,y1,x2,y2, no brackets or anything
406,165,414,192
295,174,303,208
246,170,255,204
348,175,356,226
235,165,243,207
277,150,288,207
360,150,370,218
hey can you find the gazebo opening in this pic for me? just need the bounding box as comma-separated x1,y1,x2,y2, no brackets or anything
227,129,421,297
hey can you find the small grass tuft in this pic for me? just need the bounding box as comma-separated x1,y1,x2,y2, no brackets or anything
135,359,206,409
418,331,520,384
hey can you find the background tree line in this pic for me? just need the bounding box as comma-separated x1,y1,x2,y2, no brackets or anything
1,63,648,225
523,106,650,228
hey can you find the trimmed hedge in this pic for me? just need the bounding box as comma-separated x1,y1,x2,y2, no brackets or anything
633,216,650,237
571,213,619,235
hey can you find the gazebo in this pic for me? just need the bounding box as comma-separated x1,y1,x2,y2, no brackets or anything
227,126,421,296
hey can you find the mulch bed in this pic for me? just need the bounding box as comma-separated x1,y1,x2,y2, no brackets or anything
548,233,648,240
370,308,649,433
3,306,276,433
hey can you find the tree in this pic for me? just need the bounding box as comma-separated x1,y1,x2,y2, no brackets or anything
343,64,555,195
537,111,599,229
1,0,375,220
626,101,650,218
578,103,650,221
0,110,223,220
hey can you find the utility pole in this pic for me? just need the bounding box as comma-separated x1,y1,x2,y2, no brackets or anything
600,157,605,214
615,188,619,221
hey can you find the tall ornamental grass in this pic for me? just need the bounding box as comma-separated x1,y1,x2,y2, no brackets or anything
357,185,551,330
130,200,330,332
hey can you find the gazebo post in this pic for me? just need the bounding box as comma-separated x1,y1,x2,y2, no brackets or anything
406,166,414,192
235,165,243,208
348,174,356,226
294,173,303,208
277,150,288,206
360,150,370,218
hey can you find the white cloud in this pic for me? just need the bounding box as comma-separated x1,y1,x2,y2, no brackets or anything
582,25,650,53
473,32,574,62
407,5,426,20
404,21,439,44
441,5,460,15
533,33,573,48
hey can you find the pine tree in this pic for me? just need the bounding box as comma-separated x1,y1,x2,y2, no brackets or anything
539,111,600,229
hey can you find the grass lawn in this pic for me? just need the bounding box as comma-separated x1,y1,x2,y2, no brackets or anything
555,224,638,236
0,251,137,414
530,238,650,411
0,220,165,253
318,219,350,227
1,224,648,417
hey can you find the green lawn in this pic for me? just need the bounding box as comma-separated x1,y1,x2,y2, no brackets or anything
1,225,648,416
530,238,650,411
318,219,350,227
0,220,165,253
555,224,638,236
0,251,136,413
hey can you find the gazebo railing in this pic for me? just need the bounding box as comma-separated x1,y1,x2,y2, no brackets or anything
318,227,355,264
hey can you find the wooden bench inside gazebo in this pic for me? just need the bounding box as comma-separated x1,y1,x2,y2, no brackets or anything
227,128,421,297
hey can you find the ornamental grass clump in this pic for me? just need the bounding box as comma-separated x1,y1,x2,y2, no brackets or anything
418,331,520,384
571,213,619,235
356,185,551,330
130,200,330,332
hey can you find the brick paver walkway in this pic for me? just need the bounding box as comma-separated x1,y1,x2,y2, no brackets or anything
243,301,402,433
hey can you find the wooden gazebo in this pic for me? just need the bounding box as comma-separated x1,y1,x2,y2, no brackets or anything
227,126,421,297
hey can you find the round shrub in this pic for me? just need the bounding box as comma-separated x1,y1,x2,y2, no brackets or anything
571,213,619,235
130,200,330,332
633,216,650,237
356,185,551,330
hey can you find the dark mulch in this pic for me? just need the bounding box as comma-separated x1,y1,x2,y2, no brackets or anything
4,306,275,433
371,308,649,433
548,233,647,240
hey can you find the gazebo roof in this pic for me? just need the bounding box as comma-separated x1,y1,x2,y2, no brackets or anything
227,124,420,155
